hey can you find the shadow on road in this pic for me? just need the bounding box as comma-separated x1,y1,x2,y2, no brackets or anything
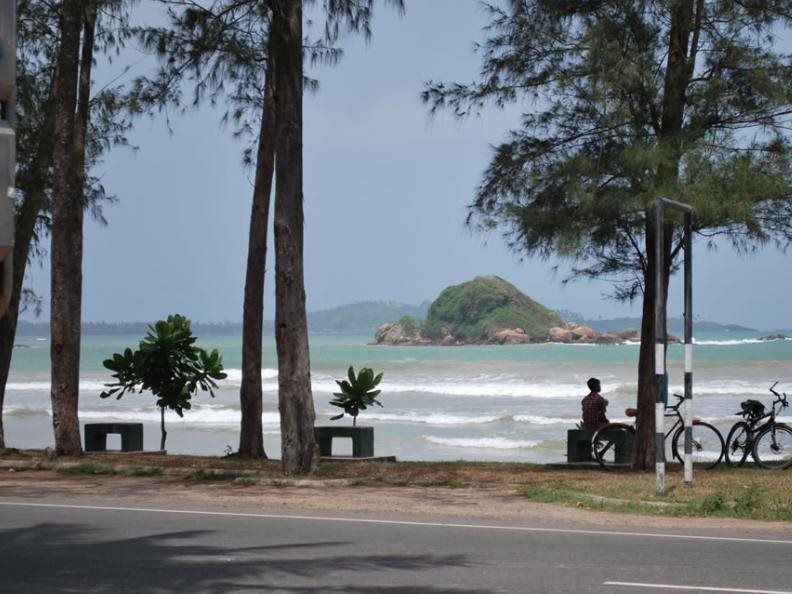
0,522,485,593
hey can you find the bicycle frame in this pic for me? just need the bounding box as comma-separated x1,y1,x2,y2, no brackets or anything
748,383,787,434
663,394,690,441
727,382,789,466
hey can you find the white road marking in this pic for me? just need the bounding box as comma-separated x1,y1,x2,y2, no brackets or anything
605,581,792,594
1,500,791,545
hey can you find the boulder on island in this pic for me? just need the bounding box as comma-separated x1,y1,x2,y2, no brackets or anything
372,317,430,345
488,328,531,345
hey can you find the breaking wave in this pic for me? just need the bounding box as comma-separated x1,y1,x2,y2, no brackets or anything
692,338,789,346
423,436,541,450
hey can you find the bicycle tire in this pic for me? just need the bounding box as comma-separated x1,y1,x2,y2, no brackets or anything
671,421,724,470
591,423,635,470
752,423,792,470
725,421,752,467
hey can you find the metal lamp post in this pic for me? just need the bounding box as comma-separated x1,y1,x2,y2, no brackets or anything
654,197,693,497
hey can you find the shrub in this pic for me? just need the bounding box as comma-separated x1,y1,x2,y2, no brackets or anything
100,314,227,450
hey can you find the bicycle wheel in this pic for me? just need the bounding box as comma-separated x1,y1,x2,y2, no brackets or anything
752,423,792,470
671,421,724,470
725,421,752,467
592,423,635,470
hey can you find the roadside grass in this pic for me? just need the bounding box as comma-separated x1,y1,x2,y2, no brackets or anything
517,467,792,522
4,450,791,521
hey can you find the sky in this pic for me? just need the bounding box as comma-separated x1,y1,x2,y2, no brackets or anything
20,0,792,330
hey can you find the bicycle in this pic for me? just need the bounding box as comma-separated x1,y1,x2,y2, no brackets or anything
591,393,725,470
725,381,791,470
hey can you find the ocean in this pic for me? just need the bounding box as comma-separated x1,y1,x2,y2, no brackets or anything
4,332,792,462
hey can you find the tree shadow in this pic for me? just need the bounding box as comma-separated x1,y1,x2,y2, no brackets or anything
0,522,485,593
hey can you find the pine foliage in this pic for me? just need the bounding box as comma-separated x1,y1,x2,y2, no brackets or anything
423,0,792,300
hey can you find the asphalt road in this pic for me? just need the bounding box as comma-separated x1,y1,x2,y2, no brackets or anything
0,497,791,593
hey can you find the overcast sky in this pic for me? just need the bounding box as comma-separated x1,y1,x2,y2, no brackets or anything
20,0,792,330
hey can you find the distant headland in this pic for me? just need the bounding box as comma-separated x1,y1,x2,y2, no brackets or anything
14,276,766,340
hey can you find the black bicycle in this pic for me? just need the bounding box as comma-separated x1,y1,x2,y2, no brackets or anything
592,393,725,470
725,382,791,470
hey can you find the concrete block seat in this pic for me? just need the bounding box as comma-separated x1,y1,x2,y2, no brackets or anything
84,423,144,452
314,426,374,458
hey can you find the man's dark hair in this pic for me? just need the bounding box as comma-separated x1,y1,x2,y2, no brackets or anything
587,377,600,392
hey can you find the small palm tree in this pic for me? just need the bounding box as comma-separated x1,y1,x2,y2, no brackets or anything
329,366,383,426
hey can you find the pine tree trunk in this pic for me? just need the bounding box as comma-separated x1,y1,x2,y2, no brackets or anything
272,0,318,475
238,50,277,459
633,0,694,470
633,218,657,470
0,84,56,447
0,195,42,449
49,0,85,455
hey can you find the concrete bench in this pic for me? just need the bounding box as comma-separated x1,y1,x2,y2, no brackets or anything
84,423,144,452
567,428,633,463
314,426,374,458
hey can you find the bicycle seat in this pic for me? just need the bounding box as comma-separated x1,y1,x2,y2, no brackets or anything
625,407,638,418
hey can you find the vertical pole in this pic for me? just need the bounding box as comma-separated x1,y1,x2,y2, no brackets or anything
654,200,666,497
683,212,693,486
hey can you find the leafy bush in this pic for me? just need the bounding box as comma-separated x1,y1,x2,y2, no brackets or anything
329,366,383,426
100,314,227,450
733,485,764,516
700,492,726,514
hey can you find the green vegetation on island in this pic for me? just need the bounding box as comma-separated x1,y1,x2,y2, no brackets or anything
423,276,564,341
374,276,573,345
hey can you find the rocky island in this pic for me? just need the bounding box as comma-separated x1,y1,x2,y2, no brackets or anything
371,276,642,346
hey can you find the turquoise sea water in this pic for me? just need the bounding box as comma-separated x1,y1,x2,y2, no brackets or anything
5,331,792,462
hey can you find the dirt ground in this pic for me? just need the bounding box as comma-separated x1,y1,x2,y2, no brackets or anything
2,469,790,535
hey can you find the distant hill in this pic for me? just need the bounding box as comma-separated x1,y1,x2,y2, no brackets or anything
13,300,761,338
581,317,756,333
15,301,431,337
306,301,430,333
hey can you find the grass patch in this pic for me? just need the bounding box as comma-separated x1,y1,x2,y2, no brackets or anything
518,468,792,522
185,469,240,481
121,467,163,477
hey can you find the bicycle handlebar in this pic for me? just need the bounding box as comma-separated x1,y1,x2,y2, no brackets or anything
769,381,788,411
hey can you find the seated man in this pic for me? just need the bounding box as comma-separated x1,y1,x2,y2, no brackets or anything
581,377,609,431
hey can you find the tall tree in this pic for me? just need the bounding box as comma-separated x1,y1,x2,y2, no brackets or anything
136,0,402,467
239,44,276,458
50,0,87,454
134,0,286,459
424,1,792,469
0,0,136,449
270,0,315,474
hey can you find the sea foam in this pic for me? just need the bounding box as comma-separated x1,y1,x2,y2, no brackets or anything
78,407,282,426
5,380,109,392
423,436,541,450
375,381,585,399
357,412,501,425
